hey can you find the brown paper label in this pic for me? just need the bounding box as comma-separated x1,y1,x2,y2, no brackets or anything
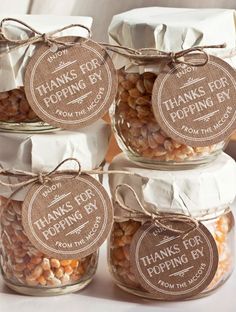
22,174,113,259
152,55,236,146
24,37,118,130
130,221,218,300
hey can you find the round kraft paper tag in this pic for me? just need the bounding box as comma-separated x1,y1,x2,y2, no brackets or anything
130,221,218,300
22,174,113,259
24,37,118,130
152,54,236,146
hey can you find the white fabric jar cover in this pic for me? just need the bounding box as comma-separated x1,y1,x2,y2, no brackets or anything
109,152,236,220
0,120,110,200
0,14,93,92
108,7,236,72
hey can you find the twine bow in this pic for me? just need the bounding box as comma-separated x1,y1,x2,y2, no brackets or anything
115,183,199,238
0,158,83,189
0,157,138,196
0,158,138,220
0,17,91,56
0,158,205,238
102,43,226,67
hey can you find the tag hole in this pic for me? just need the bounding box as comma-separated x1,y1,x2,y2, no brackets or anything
50,43,58,53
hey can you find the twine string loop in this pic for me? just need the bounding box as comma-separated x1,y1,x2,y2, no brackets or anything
102,42,226,67
115,183,199,237
0,17,91,54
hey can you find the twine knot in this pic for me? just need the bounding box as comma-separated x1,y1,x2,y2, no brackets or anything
41,33,51,45
0,158,83,189
37,173,51,184
169,51,177,63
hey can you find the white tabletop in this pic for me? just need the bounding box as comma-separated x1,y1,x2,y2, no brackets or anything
1,187,235,312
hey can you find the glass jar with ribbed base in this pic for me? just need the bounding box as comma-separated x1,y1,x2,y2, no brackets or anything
0,196,98,296
108,211,234,300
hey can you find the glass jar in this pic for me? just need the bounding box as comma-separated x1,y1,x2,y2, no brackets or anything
110,69,226,169
0,196,98,296
108,152,236,300
108,8,236,169
0,120,111,295
0,14,92,132
108,210,234,299
0,88,55,132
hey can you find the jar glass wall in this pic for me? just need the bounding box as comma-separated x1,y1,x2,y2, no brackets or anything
108,211,234,300
0,196,98,296
111,69,226,169
0,88,55,132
